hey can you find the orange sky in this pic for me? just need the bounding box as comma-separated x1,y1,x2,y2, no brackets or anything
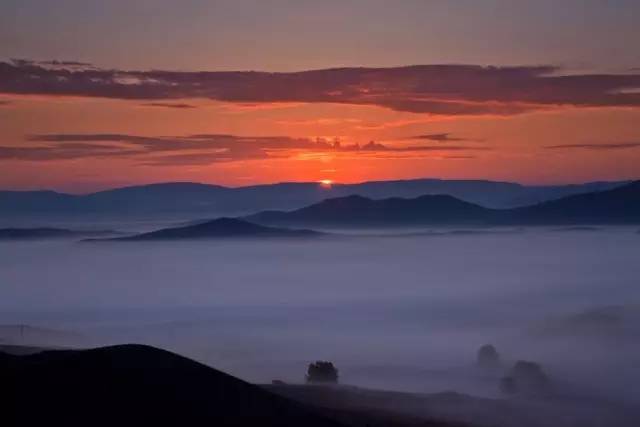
1,1,640,192
2,93,639,193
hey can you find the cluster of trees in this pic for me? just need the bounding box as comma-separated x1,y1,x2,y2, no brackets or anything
476,344,551,397
294,346,550,397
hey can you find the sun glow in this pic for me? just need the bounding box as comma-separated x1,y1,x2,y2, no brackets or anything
319,179,333,188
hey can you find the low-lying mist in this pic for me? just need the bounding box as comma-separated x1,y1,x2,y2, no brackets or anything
2,227,640,424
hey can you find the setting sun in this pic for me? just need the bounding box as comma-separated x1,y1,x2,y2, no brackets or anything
319,179,333,188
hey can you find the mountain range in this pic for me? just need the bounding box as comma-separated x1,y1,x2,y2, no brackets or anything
0,179,629,220
79,181,640,240
247,194,493,227
247,181,640,228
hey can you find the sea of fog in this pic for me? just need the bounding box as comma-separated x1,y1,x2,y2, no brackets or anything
2,227,640,406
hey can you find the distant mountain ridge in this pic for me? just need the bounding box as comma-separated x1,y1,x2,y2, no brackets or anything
0,179,630,220
247,181,640,227
510,180,640,224
247,194,495,227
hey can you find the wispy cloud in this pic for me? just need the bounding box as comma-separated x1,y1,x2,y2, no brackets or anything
275,118,363,126
0,133,489,165
2,60,640,116
140,102,197,109
441,155,477,160
407,133,482,143
544,142,640,150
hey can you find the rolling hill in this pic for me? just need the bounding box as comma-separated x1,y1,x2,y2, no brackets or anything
92,217,322,241
1,344,344,426
509,181,640,224
247,194,495,228
247,181,640,228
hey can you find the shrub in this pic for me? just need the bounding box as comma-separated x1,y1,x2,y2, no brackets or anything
306,361,338,384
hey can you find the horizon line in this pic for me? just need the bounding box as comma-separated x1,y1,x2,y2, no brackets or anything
1,176,636,196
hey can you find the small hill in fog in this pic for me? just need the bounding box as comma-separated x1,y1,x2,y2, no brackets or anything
0,227,116,240
532,304,640,340
96,217,322,241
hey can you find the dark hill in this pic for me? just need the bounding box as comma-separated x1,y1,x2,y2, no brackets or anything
268,384,639,427
98,217,322,241
509,181,640,224
248,181,640,228
1,344,343,426
247,194,495,227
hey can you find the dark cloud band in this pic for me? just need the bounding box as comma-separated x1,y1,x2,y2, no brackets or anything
2,60,640,115
0,133,489,165
545,143,640,150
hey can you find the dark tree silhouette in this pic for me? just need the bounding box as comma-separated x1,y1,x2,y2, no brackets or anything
306,361,339,384
476,344,501,370
500,360,550,396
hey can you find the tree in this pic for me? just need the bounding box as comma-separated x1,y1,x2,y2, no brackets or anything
306,361,338,384
476,344,501,370
500,360,550,396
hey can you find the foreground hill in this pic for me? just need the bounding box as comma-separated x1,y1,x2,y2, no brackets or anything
1,344,344,426
248,181,640,228
0,179,627,220
1,344,465,427
93,217,322,241
268,384,640,427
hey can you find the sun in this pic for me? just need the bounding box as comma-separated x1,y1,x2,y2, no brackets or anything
319,179,333,188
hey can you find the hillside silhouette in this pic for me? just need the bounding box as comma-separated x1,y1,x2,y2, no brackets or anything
1,344,344,426
248,194,493,227
248,181,640,227
1,344,468,427
509,181,640,224
96,217,322,241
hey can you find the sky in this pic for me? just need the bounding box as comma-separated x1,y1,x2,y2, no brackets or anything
1,0,640,192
